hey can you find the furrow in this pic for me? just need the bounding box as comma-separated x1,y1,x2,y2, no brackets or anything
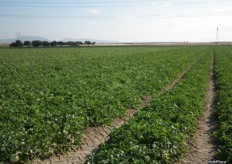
34,55,201,164
179,51,218,164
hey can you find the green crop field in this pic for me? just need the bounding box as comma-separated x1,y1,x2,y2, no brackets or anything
87,47,212,163
213,46,232,162
0,46,231,163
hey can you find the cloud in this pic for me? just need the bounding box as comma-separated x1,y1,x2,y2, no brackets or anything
86,8,100,15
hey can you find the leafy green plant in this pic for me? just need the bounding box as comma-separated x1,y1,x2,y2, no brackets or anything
0,46,207,162
213,46,232,163
87,48,212,163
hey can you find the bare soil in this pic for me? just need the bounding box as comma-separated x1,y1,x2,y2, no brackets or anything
34,56,201,164
178,53,218,164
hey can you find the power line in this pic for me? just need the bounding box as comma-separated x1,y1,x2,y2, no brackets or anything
1,11,232,19
0,0,229,4
0,0,156,4
134,11,232,18
168,0,231,5
0,0,230,8
0,4,150,8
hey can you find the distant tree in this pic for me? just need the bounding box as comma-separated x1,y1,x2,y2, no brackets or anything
57,41,65,46
24,40,31,46
9,42,17,47
92,41,96,45
42,41,50,47
84,41,91,45
50,41,57,47
15,40,23,47
76,41,83,45
9,40,23,47
32,40,42,47
67,41,76,46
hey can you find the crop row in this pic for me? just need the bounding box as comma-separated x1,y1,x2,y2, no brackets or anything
87,48,212,163
213,46,232,163
0,46,205,162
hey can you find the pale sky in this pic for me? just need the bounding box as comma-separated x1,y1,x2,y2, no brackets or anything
1,0,232,42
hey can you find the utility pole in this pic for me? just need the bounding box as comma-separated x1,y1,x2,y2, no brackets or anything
215,27,219,44
16,32,21,40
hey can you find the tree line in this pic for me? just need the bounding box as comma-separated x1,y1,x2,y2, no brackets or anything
9,40,95,47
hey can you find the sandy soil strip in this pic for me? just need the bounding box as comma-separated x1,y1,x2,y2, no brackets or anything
178,53,218,164
34,56,201,164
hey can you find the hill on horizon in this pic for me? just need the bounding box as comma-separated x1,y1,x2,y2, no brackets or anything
61,38,118,44
0,35,118,44
0,35,50,43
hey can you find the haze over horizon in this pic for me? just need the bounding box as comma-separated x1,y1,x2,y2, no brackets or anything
1,0,232,42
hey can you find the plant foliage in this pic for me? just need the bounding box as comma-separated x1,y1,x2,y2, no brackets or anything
87,48,212,163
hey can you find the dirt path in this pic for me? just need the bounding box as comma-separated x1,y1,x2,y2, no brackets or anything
179,53,218,164
34,56,201,164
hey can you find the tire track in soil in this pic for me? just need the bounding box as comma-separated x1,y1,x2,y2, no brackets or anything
34,55,202,164
178,52,218,164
